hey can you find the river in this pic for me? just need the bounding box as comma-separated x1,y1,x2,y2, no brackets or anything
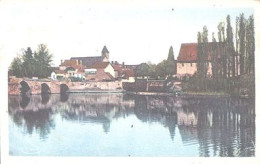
8,93,255,156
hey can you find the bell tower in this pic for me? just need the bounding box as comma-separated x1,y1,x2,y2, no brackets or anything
101,46,109,61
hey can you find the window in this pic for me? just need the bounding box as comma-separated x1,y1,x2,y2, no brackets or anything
190,63,193,67
182,63,184,67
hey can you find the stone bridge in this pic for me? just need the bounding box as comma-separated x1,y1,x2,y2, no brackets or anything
8,78,123,95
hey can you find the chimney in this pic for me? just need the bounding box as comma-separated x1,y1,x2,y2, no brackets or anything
122,62,125,67
61,60,63,64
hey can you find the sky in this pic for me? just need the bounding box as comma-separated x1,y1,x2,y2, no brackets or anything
0,0,256,67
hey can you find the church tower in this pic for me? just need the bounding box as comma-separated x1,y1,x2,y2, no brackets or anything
101,46,109,61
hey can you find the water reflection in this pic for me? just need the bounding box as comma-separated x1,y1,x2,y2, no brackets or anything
8,93,255,156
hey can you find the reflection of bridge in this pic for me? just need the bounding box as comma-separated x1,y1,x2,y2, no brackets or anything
8,78,122,95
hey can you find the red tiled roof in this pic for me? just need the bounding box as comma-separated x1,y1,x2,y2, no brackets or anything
123,69,135,77
178,43,198,62
178,42,225,62
55,70,66,74
73,65,86,72
85,70,114,81
60,60,78,66
90,62,110,69
112,64,123,72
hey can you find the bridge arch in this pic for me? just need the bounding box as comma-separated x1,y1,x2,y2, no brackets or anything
20,81,31,95
60,84,69,94
41,83,51,94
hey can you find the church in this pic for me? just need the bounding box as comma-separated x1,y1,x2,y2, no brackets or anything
71,46,110,67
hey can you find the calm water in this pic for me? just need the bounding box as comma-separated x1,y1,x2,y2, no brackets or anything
8,93,255,157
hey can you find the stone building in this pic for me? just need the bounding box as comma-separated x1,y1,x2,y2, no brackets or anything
177,42,239,78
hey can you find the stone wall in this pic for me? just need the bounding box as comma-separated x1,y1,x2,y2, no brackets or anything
122,80,166,92
69,81,122,91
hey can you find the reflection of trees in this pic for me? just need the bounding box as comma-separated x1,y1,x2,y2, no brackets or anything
8,93,255,156
134,95,178,141
10,107,55,139
20,94,30,108
9,94,57,139
179,97,255,157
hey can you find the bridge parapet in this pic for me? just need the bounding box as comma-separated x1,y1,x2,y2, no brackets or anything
8,77,123,95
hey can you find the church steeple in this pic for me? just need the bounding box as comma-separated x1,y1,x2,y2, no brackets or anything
101,46,109,60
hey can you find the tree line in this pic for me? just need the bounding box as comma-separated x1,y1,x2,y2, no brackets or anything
134,46,177,79
9,44,53,79
184,13,255,97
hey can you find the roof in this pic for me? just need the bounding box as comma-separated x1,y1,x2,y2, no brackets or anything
74,65,87,73
102,46,109,54
71,56,104,67
85,70,115,81
60,60,78,66
112,64,123,72
55,70,66,74
177,42,226,62
123,69,135,77
90,62,110,69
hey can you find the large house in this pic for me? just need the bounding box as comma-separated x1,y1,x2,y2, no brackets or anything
52,59,86,80
176,42,238,78
85,62,115,81
111,61,136,82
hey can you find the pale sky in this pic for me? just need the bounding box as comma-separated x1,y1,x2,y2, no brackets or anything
0,0,256,67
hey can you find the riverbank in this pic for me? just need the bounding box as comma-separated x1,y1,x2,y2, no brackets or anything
182,91,230,97
125,91,231,97
67,89,124,93
126,91,175,96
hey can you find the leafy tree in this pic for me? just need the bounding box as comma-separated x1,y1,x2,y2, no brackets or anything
226,15,235,78
246,15,255,74
239,13,246,75
34,44,53,78
197,32,203,77
9,44,53,79
201,26,209,78
211,32,218,79
22,47,35,78
235,16,239,76
166,46,176,76
134,63,152,78
10,57,23,77
155,60,168,79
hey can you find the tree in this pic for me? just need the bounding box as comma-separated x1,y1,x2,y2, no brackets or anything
10,57,23,77
246,15,255,74
9,44,53,79
211,32,218,79
239,13,246,75
134,63,152,78
155,60,168,78
200,26,209,78
166,46,176,76
197,32,203,77
235,16,239,76
226,15,235,78
22,47,35,78
34,44,53,78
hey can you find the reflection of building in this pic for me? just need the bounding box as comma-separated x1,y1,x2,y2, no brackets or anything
178,110,197,126
9,94,255,156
